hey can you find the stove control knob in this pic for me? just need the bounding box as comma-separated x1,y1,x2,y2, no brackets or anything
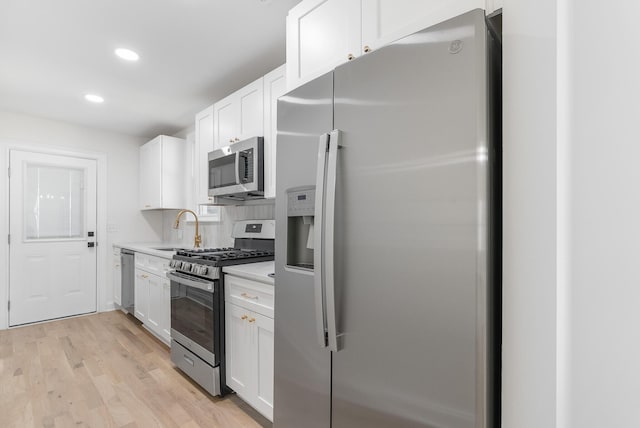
182,262,191,271
200,266,208,275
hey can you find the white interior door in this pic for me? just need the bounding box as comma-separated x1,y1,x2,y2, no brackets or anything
9,150,97,326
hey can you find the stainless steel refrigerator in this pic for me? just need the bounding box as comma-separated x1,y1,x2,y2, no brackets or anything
274,9,501,428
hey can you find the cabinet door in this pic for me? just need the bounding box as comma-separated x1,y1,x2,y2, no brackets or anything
195,105,215,205
237,77,264,141
162,278,171,343
134,269,148,322
286,0,361,90
252,312,274,421
225,303,253,397
160,136,186,210
213,94,239,149
147,274,163,332
263,65,287,199
361,0,483,52
139,137,162,209
113,254,122,307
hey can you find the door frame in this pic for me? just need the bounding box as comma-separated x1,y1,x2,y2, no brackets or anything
0,141,108,330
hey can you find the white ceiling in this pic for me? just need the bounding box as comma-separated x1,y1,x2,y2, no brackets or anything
0,0,301,138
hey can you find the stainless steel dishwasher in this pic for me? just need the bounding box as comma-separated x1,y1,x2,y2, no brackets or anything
120,249,135,314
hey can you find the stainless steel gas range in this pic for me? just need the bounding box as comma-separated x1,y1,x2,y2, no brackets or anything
166,220,275,396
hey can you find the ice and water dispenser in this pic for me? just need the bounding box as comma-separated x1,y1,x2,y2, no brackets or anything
286,186,315,270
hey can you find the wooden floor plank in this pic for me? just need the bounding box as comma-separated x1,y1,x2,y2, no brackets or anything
0,311,271,428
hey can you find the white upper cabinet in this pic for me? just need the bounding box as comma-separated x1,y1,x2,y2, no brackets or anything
139,135,186,210
263,64,287,199
195,105,215,205
238,78,264,141
213,93,238,149
287,0,360,90
361,0,484,53
139,138,162,209
287,0,486,90
213,77,264,150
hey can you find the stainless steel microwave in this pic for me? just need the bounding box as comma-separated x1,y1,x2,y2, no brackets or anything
208,137,264,200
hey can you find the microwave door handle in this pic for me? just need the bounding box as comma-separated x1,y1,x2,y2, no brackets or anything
235,151,241,185
314,133,329,348
324,129,342,352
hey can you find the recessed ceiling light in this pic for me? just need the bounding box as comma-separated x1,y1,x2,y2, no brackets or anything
85,94,104,103
115,48,139,62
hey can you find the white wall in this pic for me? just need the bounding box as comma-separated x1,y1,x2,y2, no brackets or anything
504,1,640,427
502,0,559,425
0,110,164,330
560,1,640,426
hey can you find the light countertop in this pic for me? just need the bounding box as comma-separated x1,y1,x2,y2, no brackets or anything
223,261,275,285
114,242,182,259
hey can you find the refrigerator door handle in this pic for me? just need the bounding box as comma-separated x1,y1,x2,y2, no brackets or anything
314,133,330,348
324,129,342,352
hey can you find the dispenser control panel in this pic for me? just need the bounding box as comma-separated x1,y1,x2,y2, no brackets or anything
287,188,315,217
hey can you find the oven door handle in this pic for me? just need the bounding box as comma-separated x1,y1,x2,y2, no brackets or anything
166,271,215,293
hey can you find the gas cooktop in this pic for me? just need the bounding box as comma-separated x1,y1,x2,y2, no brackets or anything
173,247,274,267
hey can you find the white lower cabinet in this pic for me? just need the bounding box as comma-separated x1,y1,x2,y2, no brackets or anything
134,253,171,345
225,275,274,421
134,268,149,321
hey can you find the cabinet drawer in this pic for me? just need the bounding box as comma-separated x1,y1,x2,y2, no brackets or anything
146,255,170,275
135,253,148,269
135,253,170,274
225,275,274,318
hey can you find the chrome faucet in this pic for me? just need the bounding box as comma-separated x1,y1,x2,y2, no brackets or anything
173,209,202,248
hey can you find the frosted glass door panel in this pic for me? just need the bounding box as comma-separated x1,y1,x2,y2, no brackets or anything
24,165,85,240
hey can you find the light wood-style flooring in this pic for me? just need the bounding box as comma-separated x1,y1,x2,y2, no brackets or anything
0,311,271,428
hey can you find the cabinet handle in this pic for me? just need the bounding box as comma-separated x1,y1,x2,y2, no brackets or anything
145,204,151,208
229,139,234,143
241,315,248,320
234,137,240,142
363,45,371,53
248,317,256,323
115,264,120,268
241,292,258,300
347,53,355,61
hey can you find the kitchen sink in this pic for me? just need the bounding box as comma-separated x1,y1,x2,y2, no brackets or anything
152,247,178,251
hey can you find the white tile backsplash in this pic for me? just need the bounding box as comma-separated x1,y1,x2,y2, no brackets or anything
163,204,275,248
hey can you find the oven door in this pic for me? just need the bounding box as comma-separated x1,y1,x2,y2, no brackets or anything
167,271,218,367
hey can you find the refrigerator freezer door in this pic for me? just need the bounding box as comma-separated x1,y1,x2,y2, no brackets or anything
274,72,333,428
331,10,492,428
